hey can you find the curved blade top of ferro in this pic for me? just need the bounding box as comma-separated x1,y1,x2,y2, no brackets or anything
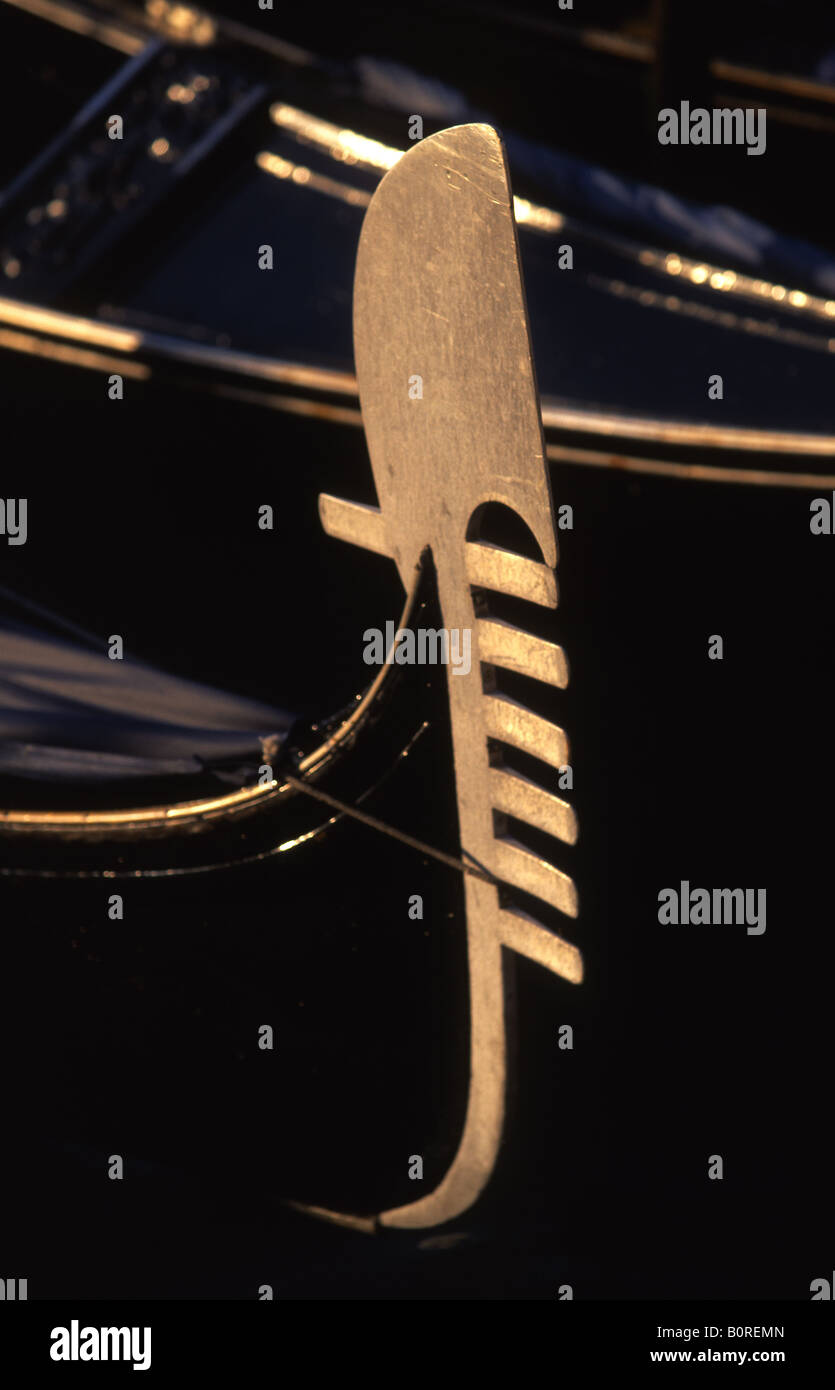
319,123,581,1229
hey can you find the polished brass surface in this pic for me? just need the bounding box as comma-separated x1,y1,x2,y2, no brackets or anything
476,618,569,688
466,540,558,606
270,100,835,326
489,765,577,846
320,123,580,1229
483,692,569,768
2,295,834,465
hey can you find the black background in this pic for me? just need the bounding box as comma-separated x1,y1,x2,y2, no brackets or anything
0,0,833,1304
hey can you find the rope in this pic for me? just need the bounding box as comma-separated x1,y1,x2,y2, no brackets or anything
282,774,498,885
0,726,497,886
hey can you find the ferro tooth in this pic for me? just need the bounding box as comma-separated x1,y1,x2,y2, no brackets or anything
494,837,578,918
477,618,568,687
465,541,558,607
489,766,577,845
498,905,583,984
318,494,391,556
483,693,569,768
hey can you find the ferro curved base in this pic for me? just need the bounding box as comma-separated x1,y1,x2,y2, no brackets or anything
319,123,584,1230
